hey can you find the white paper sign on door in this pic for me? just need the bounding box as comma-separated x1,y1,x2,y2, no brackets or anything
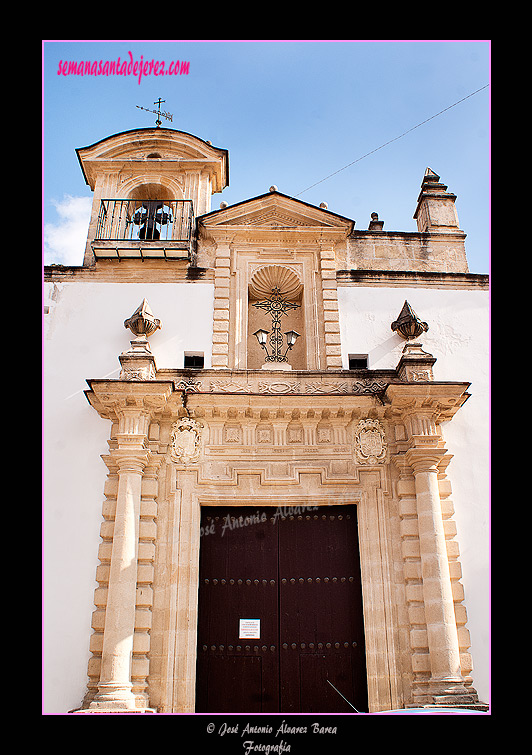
239,619,260,639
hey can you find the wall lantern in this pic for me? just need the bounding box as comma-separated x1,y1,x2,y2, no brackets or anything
253,325,300,363
253,328,270,347
284,330,301,349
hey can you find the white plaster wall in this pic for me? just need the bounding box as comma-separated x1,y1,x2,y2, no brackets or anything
338,285,490,704
43,281,214,714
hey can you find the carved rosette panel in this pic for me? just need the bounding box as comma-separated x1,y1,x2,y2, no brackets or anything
354,419,387,465
170,417,204,464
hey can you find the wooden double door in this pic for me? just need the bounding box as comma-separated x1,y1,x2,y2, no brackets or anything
195,504,368,713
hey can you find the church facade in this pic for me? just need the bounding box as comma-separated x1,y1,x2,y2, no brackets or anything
43,126,489,714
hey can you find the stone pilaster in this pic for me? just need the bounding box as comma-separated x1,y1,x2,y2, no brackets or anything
212,244,231,368
319,245,342,369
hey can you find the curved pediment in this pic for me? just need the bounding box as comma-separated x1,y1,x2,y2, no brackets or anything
76,128,228,190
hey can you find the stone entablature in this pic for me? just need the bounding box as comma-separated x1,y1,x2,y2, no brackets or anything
156,367,396,397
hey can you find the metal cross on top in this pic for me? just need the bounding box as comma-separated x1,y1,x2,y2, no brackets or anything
136,98,173,127
252,287,301,363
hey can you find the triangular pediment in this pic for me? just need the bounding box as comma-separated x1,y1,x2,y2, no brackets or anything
199,192,354,233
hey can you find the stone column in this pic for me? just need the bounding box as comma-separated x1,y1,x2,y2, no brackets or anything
90,408,151,710
405,445,471,703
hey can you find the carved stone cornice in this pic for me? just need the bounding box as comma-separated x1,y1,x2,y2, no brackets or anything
384,382,470,426
84,380,175,423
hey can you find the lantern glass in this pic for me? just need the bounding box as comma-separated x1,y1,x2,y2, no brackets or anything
284,330,300,347
253,329,269,346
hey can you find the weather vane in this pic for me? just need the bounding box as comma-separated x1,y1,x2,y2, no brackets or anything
136,98,173,127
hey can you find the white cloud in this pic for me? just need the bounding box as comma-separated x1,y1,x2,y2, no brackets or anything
44,195,92,266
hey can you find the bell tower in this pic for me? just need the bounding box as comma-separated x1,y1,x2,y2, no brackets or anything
76,128,228,266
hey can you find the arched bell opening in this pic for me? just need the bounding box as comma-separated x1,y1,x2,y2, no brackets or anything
126,183,174,241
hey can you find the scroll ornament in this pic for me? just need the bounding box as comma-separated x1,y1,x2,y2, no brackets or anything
354,419,387,465
170,417,203,464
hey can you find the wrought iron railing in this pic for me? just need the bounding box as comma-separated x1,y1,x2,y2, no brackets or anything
95,199,194,242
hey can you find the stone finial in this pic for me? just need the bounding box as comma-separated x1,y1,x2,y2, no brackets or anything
368,212,384,231
423,167,441,183
120,299,161,381
391,301,428,340
392,301,434,381
413,167,460,233
124,298,161,338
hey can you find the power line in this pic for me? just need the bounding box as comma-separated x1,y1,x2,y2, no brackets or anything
294,84,489,197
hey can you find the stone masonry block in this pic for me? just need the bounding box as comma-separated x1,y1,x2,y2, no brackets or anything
131,657,150,678
460,652,473,674
411,653,431,672
141,478,158,498
400,519,418,538
95,564,110,583
401,540,420,559
405,584,423,602
410,629,428,649
98,542,113,561
397,480,416,498
100,521,114,539
139,521,157,541
448,561,462,579
89,633,104,653
451,581,465,601
137,542,156,561
91,609,106,631
403,561,422,580
133,632,151,654
408,605,426,625
137,564,154,584
136,586,153,607
457,626,471,649
94,587,108,607
87,657,102,677
135,609,153,631
446,540,460,558
140,500,157,519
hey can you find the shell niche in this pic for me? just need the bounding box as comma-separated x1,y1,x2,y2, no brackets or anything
249,265,302,301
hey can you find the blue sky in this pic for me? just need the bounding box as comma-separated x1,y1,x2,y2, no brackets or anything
43,40,490,273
